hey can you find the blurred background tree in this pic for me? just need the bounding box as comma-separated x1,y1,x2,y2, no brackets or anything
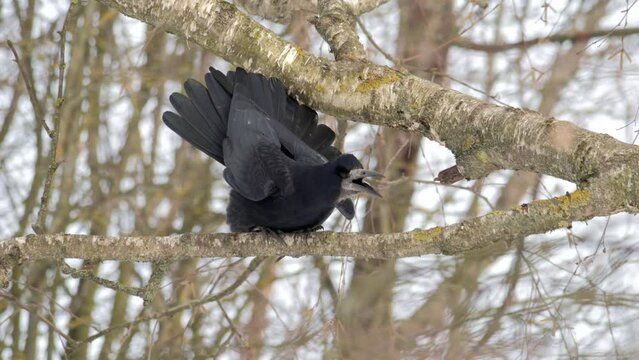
1,0,639,358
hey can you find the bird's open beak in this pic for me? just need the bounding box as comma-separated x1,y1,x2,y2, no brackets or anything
345,169,384,198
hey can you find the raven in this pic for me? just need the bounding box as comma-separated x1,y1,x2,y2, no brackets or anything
162,67,382,232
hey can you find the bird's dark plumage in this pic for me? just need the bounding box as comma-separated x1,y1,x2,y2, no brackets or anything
163,67,381,232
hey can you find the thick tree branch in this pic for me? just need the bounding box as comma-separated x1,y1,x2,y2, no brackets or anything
311,0,366,61
93,0,639,197
2,182,637,286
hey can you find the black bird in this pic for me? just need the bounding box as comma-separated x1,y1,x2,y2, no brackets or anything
162,67,382,232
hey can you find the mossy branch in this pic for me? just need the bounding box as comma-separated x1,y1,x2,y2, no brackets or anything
3,184,635,287
93,0,639,193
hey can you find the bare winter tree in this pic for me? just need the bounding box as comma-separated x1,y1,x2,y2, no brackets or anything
1,0,638,358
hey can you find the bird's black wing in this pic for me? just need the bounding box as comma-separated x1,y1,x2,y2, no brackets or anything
227,68,340,165
163,79,229,165
222,81,296,201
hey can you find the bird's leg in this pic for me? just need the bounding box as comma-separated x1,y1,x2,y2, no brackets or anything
250,226,292,262
250,226,292,247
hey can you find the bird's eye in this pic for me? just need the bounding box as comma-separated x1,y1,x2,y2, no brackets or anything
336,166,350,178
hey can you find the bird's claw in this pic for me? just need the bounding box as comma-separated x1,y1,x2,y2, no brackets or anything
250,226,293,247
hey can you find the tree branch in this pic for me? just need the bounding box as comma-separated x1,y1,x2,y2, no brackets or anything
232,0,389,24
6,40,50,137
3,183,638,286
87,0,639,212
452,27,639,53
32,2,76,234
311,0,366,61
71,257,264,347
93,0,639,189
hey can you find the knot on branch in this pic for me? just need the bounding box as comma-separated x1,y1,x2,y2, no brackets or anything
0,244,23,288
450,152,499,182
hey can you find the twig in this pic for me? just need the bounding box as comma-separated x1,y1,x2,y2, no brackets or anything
355,16,398,66
454,26,639,53
33,1,76,234
0,291,76,345
217,300,247,347
58,260,148,300
411,178,495,210
6,40,51,137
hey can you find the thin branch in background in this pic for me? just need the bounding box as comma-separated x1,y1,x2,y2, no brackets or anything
440,72,511,107
0,291,76,345
616,105,638,131
33,2,77,234
355,16,398,66
613,0,638,71
58,259,168,304
434,3,501,53
471,240,524,353
412,178,495,211
586,0,638,50
604,291,622,358
6,40,51,137
76,257,264,347
539,1,556,24
453,27,639,54
217,300,247,347
607,36,632,71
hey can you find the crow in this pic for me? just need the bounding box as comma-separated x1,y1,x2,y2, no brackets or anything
162,67,382,233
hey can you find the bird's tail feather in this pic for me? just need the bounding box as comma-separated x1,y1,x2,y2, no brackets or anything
163,67,342,164
162,69,232,165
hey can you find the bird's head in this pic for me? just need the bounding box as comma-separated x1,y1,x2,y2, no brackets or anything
333,154,384,199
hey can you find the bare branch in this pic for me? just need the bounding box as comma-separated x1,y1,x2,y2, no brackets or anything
6,40,50,137
32,2,77,234
453,26,639,53
57,259,169,305
3,183,638,286
74,257,264,347
0,291,76,345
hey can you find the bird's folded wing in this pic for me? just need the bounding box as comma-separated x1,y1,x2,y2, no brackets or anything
232,68,340,164
268,120,327,165
223,92,295,201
